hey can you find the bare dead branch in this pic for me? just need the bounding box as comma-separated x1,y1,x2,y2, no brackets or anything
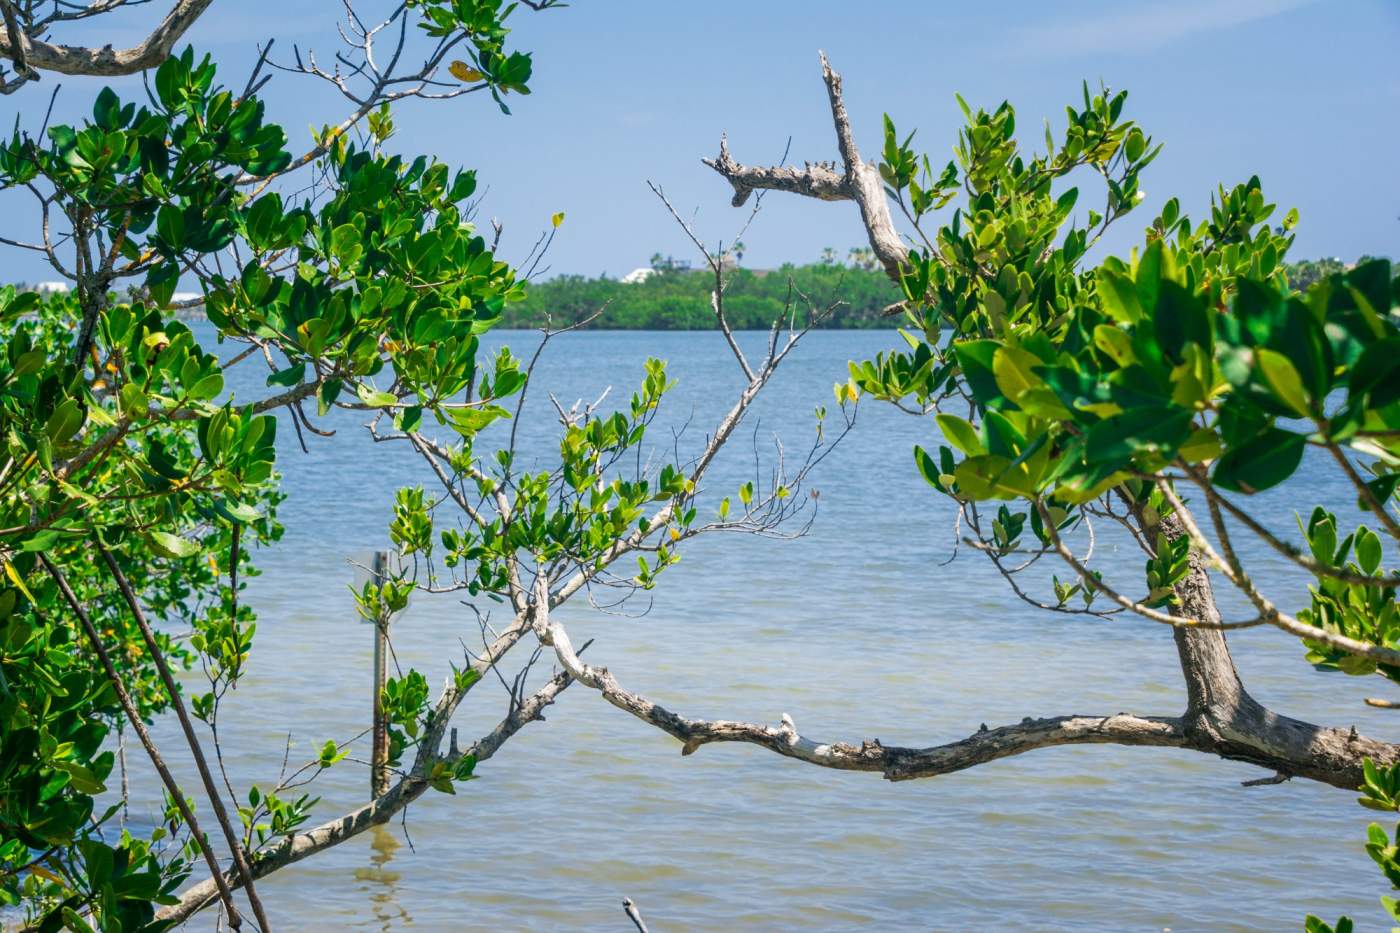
703,53,906,276
0,0,213,83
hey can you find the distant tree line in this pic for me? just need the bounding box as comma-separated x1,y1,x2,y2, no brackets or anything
504,256,902,330
502,252,1393,330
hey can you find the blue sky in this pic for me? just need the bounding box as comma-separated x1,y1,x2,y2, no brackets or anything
3,0,1398,281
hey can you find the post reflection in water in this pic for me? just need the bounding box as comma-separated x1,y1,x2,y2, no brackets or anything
352,825,409,930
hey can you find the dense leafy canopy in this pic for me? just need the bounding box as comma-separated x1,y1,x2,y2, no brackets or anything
0,1,562,926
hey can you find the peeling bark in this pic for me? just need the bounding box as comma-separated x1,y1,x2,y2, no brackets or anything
544,614,1394,790
704,53,905,276
0,0,214,79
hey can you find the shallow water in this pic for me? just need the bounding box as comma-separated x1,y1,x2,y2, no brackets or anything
129,327,1389,931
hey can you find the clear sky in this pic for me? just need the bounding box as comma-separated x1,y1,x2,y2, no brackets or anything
3,0,1398,282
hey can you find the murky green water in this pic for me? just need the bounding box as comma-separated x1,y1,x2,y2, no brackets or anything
128,327,1387,930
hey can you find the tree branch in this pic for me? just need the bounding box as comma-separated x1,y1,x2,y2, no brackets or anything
157,666,573,925
38,553,247,931
0,0,214,80
97,544,272,933
703,52,906,277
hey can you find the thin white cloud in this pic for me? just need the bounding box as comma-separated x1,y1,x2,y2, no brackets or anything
1004,0,1319,59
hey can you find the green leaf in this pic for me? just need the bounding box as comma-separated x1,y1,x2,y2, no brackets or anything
1255,348,1310,417
396,405,423,434
61,907,97,933
267,362,307,387
1349,336,1400,409
92,87,121,129
1178,428,1222,464
157,204,184,249
935,414,984,457
1212,427,1305,494
951,340,1006,408
120,382,149,416
318,378,342,416
1356,527,1383,577
52,760,106,795
446,404,510,436
1093,325,1135,367
330,223,363,266
220,501,261,523
188,373,224,401
1123,127,1146,163
1152,280,1211,363
1084,407,1192,464
355,383,398,408
913,445,941,488
45,399,85,444
1097,269,1143,325
146,530,201,559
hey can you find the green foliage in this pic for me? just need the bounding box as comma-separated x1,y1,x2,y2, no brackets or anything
411,0,537,111
421,355,698,597
847,81,1400,930
1300,509,1399,680
502,260,903,329
0,0,554,925
237,784,320,851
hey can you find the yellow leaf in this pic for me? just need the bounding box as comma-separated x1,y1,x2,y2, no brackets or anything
449,61,484,83
3,561,35,605
1179,427,1223,465
27,863,62,884
551,211,565,229
1076,401,1123,420
991,345,1036,403
1092,324,1135,367
993,345,1071,419
1256,348,1310,417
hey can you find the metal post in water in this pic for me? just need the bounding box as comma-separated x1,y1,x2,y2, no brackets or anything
370,550,390,798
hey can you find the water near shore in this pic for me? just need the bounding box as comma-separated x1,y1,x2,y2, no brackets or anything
135,327,1385,930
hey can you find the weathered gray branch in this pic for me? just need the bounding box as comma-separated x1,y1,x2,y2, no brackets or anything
1159,517,1399,790
550,593,1189,777
703,52,906,276
704,136,849,205
0,0,213,80
539,564,1397,789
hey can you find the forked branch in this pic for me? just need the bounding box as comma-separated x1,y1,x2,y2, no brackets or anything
703,52,905,275
0,0,213,85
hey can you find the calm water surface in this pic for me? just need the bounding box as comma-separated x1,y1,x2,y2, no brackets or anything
131,327,1388,931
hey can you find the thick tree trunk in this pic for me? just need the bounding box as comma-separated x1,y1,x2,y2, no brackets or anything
1164,515,1397,788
